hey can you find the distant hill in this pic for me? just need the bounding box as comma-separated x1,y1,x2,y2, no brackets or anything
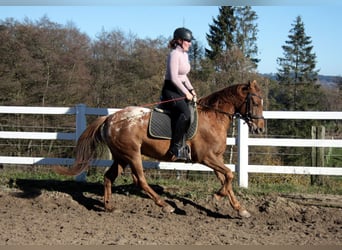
260,73,341,87
318,75,342,87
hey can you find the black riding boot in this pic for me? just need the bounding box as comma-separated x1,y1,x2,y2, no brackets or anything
169,114,191,161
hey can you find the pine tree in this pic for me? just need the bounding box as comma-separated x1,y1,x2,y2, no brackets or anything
276,15,320,111
271,16,324,170
205,6,259,84
235,6,259,67
205,6,236,61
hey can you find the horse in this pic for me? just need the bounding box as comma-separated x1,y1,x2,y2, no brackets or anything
54,80,264,218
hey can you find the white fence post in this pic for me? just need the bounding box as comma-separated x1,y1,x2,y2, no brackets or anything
75,104,87,182
237,118,249,188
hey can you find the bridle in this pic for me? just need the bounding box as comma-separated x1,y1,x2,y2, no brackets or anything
197,92,264,126
241,93,265,123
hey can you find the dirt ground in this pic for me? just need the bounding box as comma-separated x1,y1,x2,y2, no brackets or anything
0,179,341,245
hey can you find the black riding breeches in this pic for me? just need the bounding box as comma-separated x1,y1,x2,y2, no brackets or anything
161,80,191,146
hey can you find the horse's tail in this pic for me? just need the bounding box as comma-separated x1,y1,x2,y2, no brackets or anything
54,115,108,176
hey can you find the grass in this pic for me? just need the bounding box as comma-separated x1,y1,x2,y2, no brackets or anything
326,147,342,167
1,165,341,198
247,173,342,196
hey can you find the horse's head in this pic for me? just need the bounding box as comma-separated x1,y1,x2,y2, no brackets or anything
237,80,265,134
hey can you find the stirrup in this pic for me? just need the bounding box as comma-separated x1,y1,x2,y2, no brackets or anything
174,145,191,162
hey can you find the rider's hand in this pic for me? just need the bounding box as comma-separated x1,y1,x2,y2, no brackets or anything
186,92,193,101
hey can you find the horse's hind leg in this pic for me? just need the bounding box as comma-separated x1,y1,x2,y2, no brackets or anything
104,161,123,212
213,170,225,201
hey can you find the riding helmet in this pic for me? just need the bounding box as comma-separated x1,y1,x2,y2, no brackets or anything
173,27,194,41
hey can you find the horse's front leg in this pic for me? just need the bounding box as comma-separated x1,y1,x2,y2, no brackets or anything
223,170,251,218
129,159,175,213
210,163,251,218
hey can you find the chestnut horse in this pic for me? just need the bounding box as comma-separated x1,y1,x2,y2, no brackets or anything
55,80,264,218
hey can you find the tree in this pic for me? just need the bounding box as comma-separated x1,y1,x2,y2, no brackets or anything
90,30,168,107
205,6,259,87
270,16,325,169
235,6,259,67
90,29,129,107
0,16,93,159
124,36,168,106
276,15,321,111
0,16,92,106
188,40,203,72
205,6,236,61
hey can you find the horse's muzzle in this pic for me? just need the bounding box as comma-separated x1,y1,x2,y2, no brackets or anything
249,122,265,134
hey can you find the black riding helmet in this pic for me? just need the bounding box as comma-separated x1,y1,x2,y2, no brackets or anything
173,27,194,41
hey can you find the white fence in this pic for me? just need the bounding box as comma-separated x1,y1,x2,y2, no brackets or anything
0,104,341,188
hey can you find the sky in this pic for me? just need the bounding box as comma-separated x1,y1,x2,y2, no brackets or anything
0,2,341,76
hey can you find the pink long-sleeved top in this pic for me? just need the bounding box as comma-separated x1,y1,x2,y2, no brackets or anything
164,45,194,96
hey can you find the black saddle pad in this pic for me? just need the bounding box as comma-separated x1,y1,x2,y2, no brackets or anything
148,107,198,140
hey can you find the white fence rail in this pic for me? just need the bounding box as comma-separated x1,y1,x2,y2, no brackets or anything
0,104,341,188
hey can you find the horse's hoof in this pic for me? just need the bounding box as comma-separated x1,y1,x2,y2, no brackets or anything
104,203,115,213
105,207,114,213
239,209,251,218
162,204,175,213
105,206,122,213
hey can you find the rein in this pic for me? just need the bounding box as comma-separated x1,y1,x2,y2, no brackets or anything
139,92,264,124
196,102,236,119
196,92,264,123
141,95,237,120
140,96,186,107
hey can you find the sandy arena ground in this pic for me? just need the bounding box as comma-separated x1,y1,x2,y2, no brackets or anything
0,179,341,245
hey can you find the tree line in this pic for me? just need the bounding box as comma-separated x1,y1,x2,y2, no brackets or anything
1,8,340,110
0,7,341,169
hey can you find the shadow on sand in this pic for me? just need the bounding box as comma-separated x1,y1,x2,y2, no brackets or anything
12,178,233,219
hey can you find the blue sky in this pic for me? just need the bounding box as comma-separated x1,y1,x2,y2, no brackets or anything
0,4,341,76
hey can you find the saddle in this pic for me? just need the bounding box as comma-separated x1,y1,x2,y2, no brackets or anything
148,104,198,140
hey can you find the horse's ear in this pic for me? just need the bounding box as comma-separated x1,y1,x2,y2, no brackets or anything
248,80,257,89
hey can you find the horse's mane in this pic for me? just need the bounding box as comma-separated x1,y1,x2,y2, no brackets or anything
197,83,244,112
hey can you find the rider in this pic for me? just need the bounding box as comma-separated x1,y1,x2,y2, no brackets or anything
161,27,197,161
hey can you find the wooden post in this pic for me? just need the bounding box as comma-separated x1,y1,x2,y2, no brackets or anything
311,126,325,186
